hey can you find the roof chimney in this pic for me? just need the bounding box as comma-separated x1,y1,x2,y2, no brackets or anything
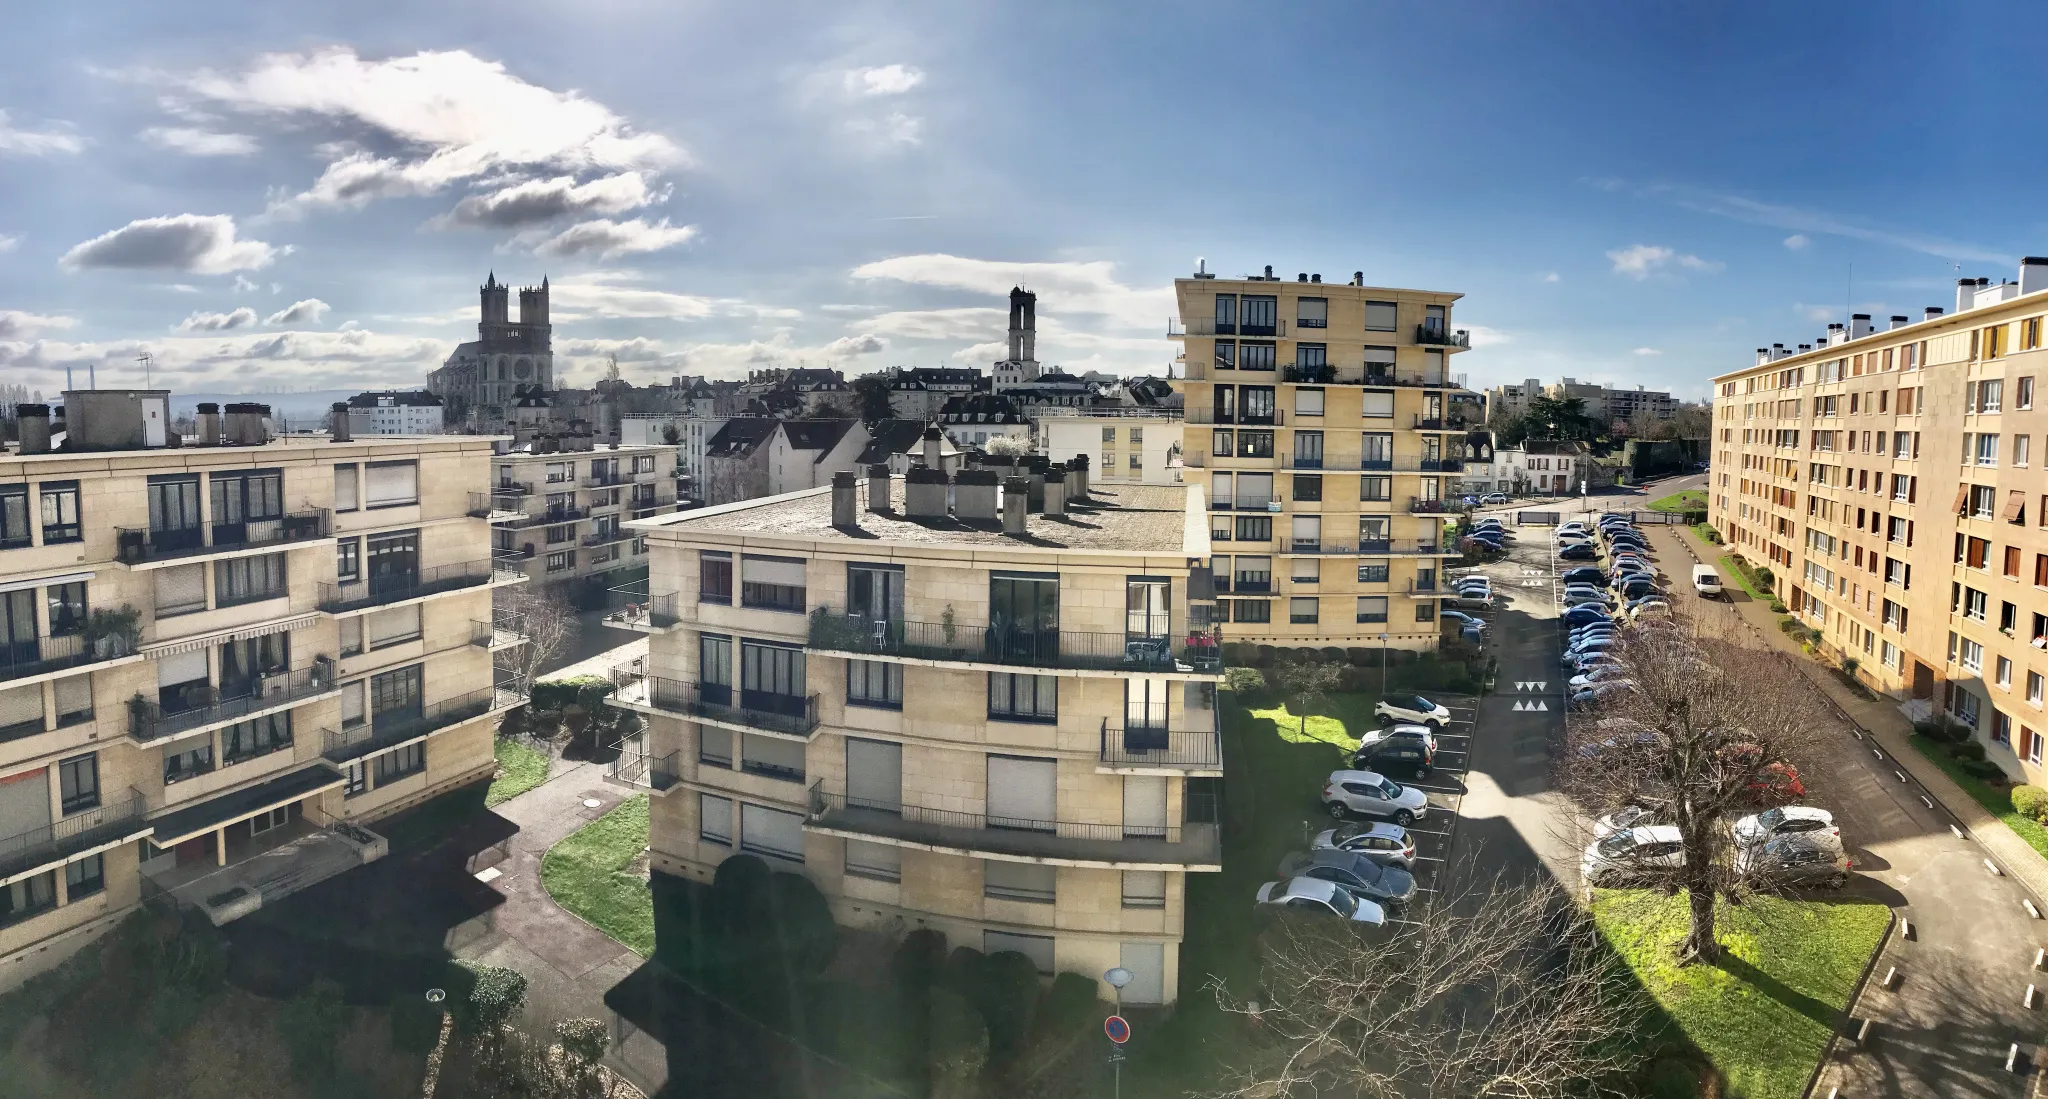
867,463,892,513
904,467,949,519
2022,257,2048,296
1071,452,1091,497
1297,272,1308,282
1889,315,1910,331
831,470,858,527
1043,463,1067,517
14,404,49,455
1755,348,1770,366
194,402,220,447
922,424,943,470
1262,265,1273,280
1850,314,1873,340
1002,476,1030,536
1925,306,1945,321
330,402,352,443
953,468,1000,522
1959,278,1978,315
1798,344,1812,353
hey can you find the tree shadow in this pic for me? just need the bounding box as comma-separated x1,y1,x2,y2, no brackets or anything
1709,951,1842,1028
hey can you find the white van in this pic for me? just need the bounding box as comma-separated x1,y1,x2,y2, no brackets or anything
1691,564,1723,599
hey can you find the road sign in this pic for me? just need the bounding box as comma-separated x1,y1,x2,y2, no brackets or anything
1105,1015,1131,1044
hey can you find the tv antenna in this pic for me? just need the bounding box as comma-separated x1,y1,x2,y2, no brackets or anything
136,352,153,389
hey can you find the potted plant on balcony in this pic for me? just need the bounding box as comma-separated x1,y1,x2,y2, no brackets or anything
127,692,155,730
116,529,147,563
83,606,142,659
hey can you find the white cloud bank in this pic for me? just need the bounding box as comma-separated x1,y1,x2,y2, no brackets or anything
61,214,278,274
0,108,82,156
1607,244,1722,280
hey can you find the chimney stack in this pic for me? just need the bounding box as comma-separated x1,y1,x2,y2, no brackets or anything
1352,271,1364,286
194,402,220,446
1959,278,1978,315
1889,315,1910,331
922,425,943,470
1043,463,1068,517
14,404,50,455
1850,314,1873,340
1262,265,1274,280
1072,453,1091,497
330,403,352,443
867,463,892,512
2022,257,2048,297
953,468,1000,522
905,467,948,519
224,402,269,445
1925,307,1945,321
1755,348,1769,366
831,470,858,527
1002,477,1030,536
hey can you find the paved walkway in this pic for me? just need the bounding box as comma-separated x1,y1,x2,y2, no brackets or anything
1654,524,2045,1098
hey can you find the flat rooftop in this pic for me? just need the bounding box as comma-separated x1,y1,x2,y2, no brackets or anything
639,480,1200,554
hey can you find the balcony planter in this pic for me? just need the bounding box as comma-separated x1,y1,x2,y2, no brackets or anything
84,607,141,659
116,530,147,563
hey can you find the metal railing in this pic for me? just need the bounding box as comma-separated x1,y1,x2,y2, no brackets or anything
581,470,631,488
114,508,331,565
604,591,679,630
322,681,529,763
1176,318,1288,338
1209,495,1279,512
1408,498,1462,514
471,612,528,649
808,783,1221,866
316,559,511,613
1186,408,1286,426
504,504,591,528
1410,416,1476,433
493,481,533,496
467,493,529,521
130,662,336,742
806,611,1226,674
581,527,632,548
0,633,130,686
1099,722,1222,769
610,667,822,738
0,789,145,881
1415,325,1472,348
649,751,681,791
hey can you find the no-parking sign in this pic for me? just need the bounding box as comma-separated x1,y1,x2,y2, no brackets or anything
1104,1015,1131,1044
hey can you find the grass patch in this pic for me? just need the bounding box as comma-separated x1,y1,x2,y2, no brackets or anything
1718,553,1773,600
1593,890,1889,1099
1906,735,2048,862
541,794,654,956
1690,521,1721,545
1649,489,1707,513
485,737,551,807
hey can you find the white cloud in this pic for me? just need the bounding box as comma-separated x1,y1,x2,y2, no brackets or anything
545,271,793,322
1794,303,1837,324
854,307,1005,342
0,234,16,253
1783,233,1811,251
1606,244,1721,280
528,217,697,259
157,48,683,217
175,307,259,332
0,327,450,394
434,172,662,229
0,108,82,156
164,283,200,293
822,334,887,358
851,254,1172,330
846,64,925,96
140,126,257,156
60,214,278,274
0,311,77,340
1541,272,1560,283
1631,347,1662,356
1458,324,1510,349
264,298,330,326
231,274,259,293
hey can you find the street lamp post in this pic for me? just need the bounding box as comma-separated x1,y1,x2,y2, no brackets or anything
1379,633,1390,696
1104,967,1132,1099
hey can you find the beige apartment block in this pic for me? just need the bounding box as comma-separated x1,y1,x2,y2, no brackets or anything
1710,259,2048,786
608,468,1223,1005
0,393,525,991
1171,266,1474,650
482,442,674,602
1040,411,1186,486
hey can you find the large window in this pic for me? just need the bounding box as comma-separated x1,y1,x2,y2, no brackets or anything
38,482,80,544
1357,596,1389,623
210,469,283,544
988,672,1057,722
1212,294,1237,335
1293,431,1323,468
0,871,55,927
0,485,28,549
370,664,424,724
147,474,203,550
1296,297,1327,329
848,563,904,621
740,640,807,711
374,742,426,784
164,742,215,784
1364,301,1399,332
700,634,733,703
1126,577,1169,638
364,461,419,508
366,531,420,591
984,861,1056,904
215,553,287,607
847,660,903,709
1240,295,1277,336
1240,342,1276,371
65,854,104,901
222,712,292,764
1290,597,1320,624
1361,432,1394,467
45,582,85,636
740,555,806,612
1237,515,1272,541
58,753,98,815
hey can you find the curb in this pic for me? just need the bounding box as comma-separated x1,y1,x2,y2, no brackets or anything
1803,909,1900,1099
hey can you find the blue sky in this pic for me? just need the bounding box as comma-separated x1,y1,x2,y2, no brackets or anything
2,1,2042,401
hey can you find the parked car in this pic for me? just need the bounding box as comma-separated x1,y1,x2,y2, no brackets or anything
1359,722,1440,754
1581,825,1687,886
1591,803,1663,839
1277,848,1419,907
1565,590,1614,608
1570,665,1629,689
1323,769,1431,824
1568,651,1622,673
1561,567,1608,586
1570,680,1636,709
1439,609,1487,633
1628,600,1674,621
1559,543,1597,561
1376,694,1451,727
1480,492,1510,505
1255,877,1388,925
1692,564,1724,599
1311,821,1417,868
1352,737,1433,778
1733,806,1839,848
1556,522,1589,537
1734,835,1851,887
1563,604,1612,626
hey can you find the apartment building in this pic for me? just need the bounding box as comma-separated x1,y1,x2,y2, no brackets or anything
1710,257,2048,785
1484,377,1678,427
0,392,524,990
483,440,674,602
1171,265,1473,650
609,467,1223,1005
1040,410,1185,486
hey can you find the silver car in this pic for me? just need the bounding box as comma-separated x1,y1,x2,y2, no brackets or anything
1310,822,1417,868
1255,877,1388,924
1277,848,1419,908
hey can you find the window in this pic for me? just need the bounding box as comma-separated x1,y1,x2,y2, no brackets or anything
223,712,293,764
45,581,84,636
343,761,366,797
1292,475,1322,502
740,732,805,783
1212,340,1235,371
215,553,286,607
1297,297,1328,329
740,803,806,862
700,551,733,604
1237,431,1274,458
1213,294,1237,334
2020,436,2034,468
984,860,1056,904
370,663,423,726
845,839,900,882
1290,557,1319,584
1964,587,1988,620
1961,638,1985,673
546,523,574,545
58,753,98,815
374,741,427,784
1977,433,2000,466
847,660,902,709
2032,672,2045,707
1993,710,2014,745
700,794,734,845
0,485,29,549
545,552,571,572
1229,598,1271,622
1102,426,1117,444
989,673,1057,722
2009,546,2024,578
1290,597,1319,624
1972,485,1997,519
1122,870,1167,909
1240,295,1277,336
1293,431,1324,469
1364,301,1399,332
0,871,56,926
1883,599,1907,630
1999,656,2015,689
336,537,360,582
65,854,104,900
1357,596,1389,623
1237,515,1272,541
1294,388,1325,419
1358,475,1392,502
1361,390,1394,418
741,555,807,611
1415,600,1436,622
364,461,419,507
147,474,203,548
164,742,215,784
1240,342,1276,370
38,481,80,543
1357,562,1390,583
209,470,282,542
1211,429,1234,457
2022,377,2037,409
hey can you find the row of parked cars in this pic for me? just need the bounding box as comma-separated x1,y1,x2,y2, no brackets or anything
1255,694,1457,926
1582,803,1850,888
1557,515,1677,710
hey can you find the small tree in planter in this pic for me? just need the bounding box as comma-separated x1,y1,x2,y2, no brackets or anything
83,606,142,659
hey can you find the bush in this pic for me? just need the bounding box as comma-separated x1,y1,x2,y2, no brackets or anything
531,674,610,712
1254,645,1278,668
928,988,988,1099
942,946,986,999
387,992,443,1055
970,951,1041,1062
1754,566,1776,590
554,1017,611,1067
1222,667,1266,694
1042,972,1100,1034
1319,646,1347,665
2013,784,2048,822
891,928,949,991
768,872,839,978
1346,647,1374,667
1965,759,2008,782
1768,600,1787,614
279,978,345,1078
1949,739,1987,762
452,962,528,1037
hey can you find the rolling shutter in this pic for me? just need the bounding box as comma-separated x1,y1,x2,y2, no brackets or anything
340,681,365,726
0,765,51,840
845,738,902,812
1291,515,1320,544
0,683,42,732
740,734,805,779
986,756,1056,831
1124,776,1168,838
364,462,418,507
1119,942,1166,1005
51,675,91,721
740,803,805,862
983,930,1054,974
334,465,358,511
154,564,206,616
156,648,209,688
366,605,422,648
741,556,806,587
1362,391,1394,417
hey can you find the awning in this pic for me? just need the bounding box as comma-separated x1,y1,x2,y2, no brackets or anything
144,613,319,658
148,763,345,846
0,570,95,596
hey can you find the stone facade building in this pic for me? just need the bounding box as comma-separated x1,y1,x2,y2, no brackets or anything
427,273,554,428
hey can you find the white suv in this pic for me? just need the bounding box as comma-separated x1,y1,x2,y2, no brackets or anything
1374,694,1451,727
1322,769,1431,825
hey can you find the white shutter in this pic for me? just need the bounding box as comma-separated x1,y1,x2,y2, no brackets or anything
157,648,209,688
1291,515,1320,543
0,683,43,730
1124,776,1168,837
366,605,422,648
1295,388,1325,416
740,803,806,862
1362,392,1395,417
334,464,358,511
1210,473,1232,504
699,794,733,844
154,564,207,616
0,765,51,840
51,675,91,719
340,681,365,726
846,738,902,811
1236,473,1273,507
700,725,733,764
987,756,1056,829
982,930,1054,974
741,733,805,777
740,556,806,587
844,839,900,880
364,462,418,507
1119,942,1166,1005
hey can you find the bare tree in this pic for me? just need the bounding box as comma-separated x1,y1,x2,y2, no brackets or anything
1276,660,1342,715
1208,876,1643,1099
495,584,582,689
1553,622,1838,962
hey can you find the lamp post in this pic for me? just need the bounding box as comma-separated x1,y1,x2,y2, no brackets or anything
1379,633,1390,696
1104,966,1132,1099
422,988,450,1099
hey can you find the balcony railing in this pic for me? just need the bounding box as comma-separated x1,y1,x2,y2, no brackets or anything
1176,318,1288,339
467,493,528,521
581,470,630,488
0,632,131,686
321,681,529,763
1411,415,1476,433
115,508,331,565
1408,498,1462,514
493,481,533,496
505,504,591,528
806,611,1226,674
610,667,821,738
1186,409,1286,426
1099,722,1221,770
1210,495,1279,512
316,560,513,613
650,751,681,791
604,591,679,630
581,528,633,548
1407,580,1445,596
808,783,1221,867
1415,325,1472,348
130,662,337,743
0,789,146,881
471,612,529,649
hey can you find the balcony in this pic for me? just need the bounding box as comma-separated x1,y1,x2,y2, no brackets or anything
0,789,147,881
1209,494,1279,512
1281,364,1339,384
470,613,529,650
321,681,529,763
603,591,680,632
1175,318,1287,339
1098,722,1222,774
582,470,631,489
1408,498,1462,515
0,632,139,687
807,784,1221,870
114,509,332,566
130,662,338,743
1410,415,1476,433
493,481,533,497
466,493,527,523
1186,409,1285,426
610,750,682,792
316,560,515,614
1415,325,1471,348
505,504,591,528
807,612,1226,675
581,527,633,548
609,667,821,739
1406,580,1446,597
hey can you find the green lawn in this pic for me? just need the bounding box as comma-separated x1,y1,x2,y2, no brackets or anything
1718,554,1773,600
485,737,551,807
1593,890,1890,1099
1689,521,1721,546
1905,736,2048,862
1649,489,1708,513
541,794,655,956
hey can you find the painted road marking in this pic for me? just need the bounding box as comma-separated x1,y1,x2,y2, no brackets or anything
1513,680,1548,691
1511,699,1551,711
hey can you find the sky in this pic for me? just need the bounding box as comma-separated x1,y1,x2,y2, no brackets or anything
3,1,2046,402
